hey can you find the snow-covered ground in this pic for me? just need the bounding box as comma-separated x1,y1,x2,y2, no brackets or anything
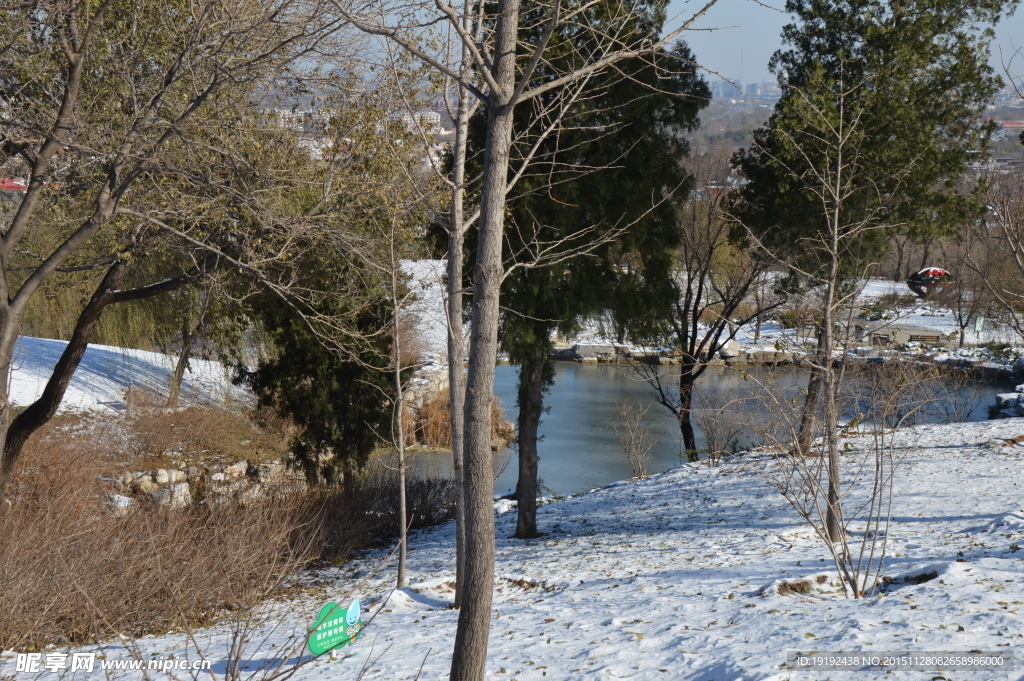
8,336,246,413
18,418,1023,680
6,260,447,415
403,259,450,360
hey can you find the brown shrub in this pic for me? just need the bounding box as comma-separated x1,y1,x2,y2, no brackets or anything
0,435,311,650
0,406,456,649
412,389,514,448
120,391,293,466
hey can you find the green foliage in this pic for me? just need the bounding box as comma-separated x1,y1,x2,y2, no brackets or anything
730,0,1015,279
489,35,710,366
238,297,398,484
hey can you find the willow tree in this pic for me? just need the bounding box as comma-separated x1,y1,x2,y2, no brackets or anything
0,0,352,503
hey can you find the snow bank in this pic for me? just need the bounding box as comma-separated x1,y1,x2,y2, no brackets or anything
35,418,1024,680
8,336,246,413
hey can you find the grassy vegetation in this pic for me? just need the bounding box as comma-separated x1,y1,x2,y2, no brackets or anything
0,402,458,650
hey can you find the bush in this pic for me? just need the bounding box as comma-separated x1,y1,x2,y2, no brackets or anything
412,389,514,448
0,408,457,649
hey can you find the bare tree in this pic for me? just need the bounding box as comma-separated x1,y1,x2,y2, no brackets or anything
733,67,922,540
749,361,941,598
969,174,1024,341
604,400,662,478
634,147,778,460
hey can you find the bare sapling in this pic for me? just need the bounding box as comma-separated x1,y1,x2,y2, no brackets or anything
747,361,942,598
605,400,662,479
693,387,750,466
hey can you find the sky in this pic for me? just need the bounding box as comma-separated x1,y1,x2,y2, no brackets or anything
666,0,1024,85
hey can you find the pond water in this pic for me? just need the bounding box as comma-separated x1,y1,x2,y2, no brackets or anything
412,362,1014,497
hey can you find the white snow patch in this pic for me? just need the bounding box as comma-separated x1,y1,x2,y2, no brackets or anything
8,336,246,414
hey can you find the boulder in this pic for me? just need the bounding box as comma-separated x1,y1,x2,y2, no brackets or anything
153,469,171,485
152,483,192,510
717,339,742,359
572,343,617,359
223,461,248,479
253,462,286,482
133,477,158,495
108,494,135,517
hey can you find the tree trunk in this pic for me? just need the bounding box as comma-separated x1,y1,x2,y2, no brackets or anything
450,0,520,675
514,347,546,539
678,372,698,461
448,35,472,608
166,324,194,409
0,261,129,503
893,238,906,282
795,331,825,457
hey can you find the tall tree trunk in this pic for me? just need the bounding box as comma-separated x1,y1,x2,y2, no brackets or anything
447,30,472,607
678,371,698,461
795,331,825,457
393,264,409,589
449,0,520,676
514,347,546,538
166,323,194,409
893,237,906,282
919,239,932,270
821,196,842,543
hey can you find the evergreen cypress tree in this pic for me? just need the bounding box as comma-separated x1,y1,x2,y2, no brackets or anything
466,5,709,535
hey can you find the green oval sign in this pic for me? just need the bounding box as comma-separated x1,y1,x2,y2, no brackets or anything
308,599,363,656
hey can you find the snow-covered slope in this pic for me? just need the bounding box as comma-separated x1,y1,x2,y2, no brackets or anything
8,336,245,413
42,419,1024,680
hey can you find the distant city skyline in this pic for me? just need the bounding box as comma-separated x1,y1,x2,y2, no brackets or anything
666,0,1024,87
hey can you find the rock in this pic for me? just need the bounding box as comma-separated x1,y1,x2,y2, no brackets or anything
152,483,191,510
108,494,135,517
114,472,134,492
166,469,187,484
223,461,248,479
153,469,170,485
253,462,286,482
185,466,203,481
995,393,1020,409
239,484,265,506
717,339,742,359
745,350,793,365
210,472,226,482
133,478,158,495
572,343,617,359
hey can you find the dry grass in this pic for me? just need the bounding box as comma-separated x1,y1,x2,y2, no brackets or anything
0,435,311,650
0,404,456,649
120,390,294,467
413,389,515,448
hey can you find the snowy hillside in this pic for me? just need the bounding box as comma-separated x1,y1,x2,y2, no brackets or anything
40,418,1024,680
8,336,245,413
